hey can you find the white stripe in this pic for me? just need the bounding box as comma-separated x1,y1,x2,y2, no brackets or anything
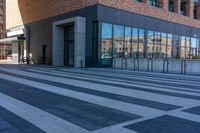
89,68,200,80
27,68,200,93
91,126,138,133
0,93,89,133
0,67,199,107
62,68,200,86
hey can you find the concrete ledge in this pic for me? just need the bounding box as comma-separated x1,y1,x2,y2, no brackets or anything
113,58,200,74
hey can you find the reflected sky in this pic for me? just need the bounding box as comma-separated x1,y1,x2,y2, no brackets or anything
102,23,112,39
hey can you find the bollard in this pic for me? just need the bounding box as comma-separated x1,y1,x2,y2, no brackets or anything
80,60,83,68
163,58,169,73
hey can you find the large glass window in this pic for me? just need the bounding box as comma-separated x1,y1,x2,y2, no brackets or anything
167,34,173,58
113,25,124,58
180,36,186,59
172,35,180,58
147,31,154,58
101,23,113,65
153,32,161,58
97,22,200,65
191,38,199,58
132,28,138,58
125,27,132,58
161,33,167,58
186,37,191,59
138,29,145,58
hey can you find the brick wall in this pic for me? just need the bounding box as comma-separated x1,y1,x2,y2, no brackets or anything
6,0,200,29
98,0,200,28
6,0,98,29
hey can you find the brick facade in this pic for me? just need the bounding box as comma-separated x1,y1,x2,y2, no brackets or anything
98,0,200,28
160,0,169,10
6,0,98,29
186,0,194,18
6,0,200,29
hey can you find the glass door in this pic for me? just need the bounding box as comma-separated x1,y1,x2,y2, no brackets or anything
64,25,75,67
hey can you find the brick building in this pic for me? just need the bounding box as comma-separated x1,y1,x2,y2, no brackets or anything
3,0,200,67
0,0,11,61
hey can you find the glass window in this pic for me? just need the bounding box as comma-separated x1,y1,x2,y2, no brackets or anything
125,27,132,58
191,38,198,58
113,25,124,58
138,29,145,58
154,32,161,58
169,0,174,12
147,31,154,58
150,0,160,7
172,35,180,58
180,36,186,59
160,33,167,58
167,34,173,58
101,23,113,65
132,28,138,58
186,37,191,59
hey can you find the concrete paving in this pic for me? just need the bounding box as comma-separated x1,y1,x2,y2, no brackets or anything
0,65,200,133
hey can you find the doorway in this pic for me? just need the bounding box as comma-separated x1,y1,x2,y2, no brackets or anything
18,41,24,62
64,25,75,67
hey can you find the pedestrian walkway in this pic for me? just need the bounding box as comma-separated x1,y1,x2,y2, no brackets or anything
0,65,200,133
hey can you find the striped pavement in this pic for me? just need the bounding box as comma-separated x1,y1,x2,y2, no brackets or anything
0,65,200,133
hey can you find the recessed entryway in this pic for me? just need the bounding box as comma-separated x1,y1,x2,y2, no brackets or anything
52,17,86,68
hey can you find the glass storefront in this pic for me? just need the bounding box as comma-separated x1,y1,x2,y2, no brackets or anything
100,23,113,66
97,22,200,66
147,31,154,58
113,25,124,58
139,29,145,58
132,28,138,58
124,27,132,58
167,34,173,58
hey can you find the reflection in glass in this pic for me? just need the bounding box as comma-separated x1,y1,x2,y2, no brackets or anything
191,38,199,58
160,33,167,58
180,36,186,59
98,22,200,63
172,35,179,58
113,25,124,58
167,34,173,58
154,32,161,58
186,37,191,59
101,23,113,65
138,29,145,58
125,27,132,58
147,31,154,58
132,28,138,58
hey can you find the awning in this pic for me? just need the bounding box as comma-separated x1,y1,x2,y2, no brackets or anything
0,36,25,44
